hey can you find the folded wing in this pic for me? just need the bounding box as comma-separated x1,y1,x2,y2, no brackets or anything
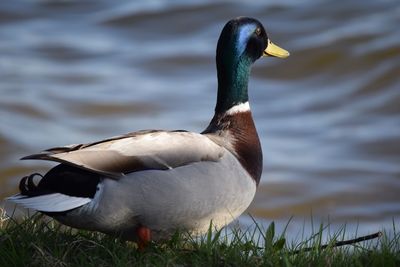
22,130,225,178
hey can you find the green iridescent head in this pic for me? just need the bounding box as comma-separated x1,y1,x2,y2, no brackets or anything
215,17,289,114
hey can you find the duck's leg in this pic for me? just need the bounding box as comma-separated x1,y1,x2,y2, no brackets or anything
136,225,151,250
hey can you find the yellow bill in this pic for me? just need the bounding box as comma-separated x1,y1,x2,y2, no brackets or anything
263,40,290,58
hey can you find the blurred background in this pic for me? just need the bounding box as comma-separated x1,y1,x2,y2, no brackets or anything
0,0,399,239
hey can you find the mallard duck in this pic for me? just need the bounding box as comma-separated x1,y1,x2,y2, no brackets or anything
6,17,289,246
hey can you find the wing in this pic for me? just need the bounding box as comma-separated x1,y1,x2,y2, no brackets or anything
22,130,225,179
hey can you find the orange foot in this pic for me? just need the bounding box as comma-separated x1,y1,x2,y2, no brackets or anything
136,225,151,251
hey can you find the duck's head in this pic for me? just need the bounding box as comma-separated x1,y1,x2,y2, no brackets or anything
215,17,289,114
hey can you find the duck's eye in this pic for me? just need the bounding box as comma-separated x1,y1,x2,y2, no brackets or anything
255,28,262,36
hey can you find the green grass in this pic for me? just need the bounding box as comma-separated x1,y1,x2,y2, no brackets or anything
0,210,399,267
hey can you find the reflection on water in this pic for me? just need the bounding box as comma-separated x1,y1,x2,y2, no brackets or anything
0,0,399,236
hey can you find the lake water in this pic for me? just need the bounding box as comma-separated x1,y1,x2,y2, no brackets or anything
1,0,399,239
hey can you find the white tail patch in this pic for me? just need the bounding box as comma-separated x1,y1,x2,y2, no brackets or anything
225,102,250,115
6,193,91,212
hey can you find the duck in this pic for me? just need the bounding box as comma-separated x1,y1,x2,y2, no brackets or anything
6,16,289,246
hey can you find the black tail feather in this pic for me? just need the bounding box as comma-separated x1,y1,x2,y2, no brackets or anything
18,164,101,199
19,173,44,196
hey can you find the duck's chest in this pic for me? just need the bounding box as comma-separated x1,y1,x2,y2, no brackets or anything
204,109,263,185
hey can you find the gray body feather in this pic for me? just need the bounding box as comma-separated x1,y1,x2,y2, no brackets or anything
55,150,256,240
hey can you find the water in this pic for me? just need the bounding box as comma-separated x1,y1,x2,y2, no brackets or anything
1,0,399,238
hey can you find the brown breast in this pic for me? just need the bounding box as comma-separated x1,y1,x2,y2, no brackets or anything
202,111,263,185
